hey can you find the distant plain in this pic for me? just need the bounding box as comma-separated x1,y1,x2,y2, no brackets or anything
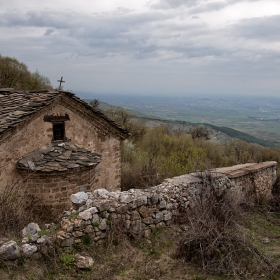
85,94,280,147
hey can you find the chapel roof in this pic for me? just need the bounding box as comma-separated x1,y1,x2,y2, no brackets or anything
17,142,102,172
0,88,128,140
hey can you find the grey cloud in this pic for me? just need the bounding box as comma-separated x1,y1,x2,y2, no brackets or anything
230,15,280,42
190,2,227,14
1,4,279,66
44,28,55,36
152,0,262,13
152,0,202,9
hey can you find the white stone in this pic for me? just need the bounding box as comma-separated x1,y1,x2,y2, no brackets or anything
71,192,88,205
119,194,133,203
93,188,109,197
78,211,92,220
22,223,41,237
36,235,49,245
74,254,94,269
22,244,37,257
86,207,99,214
86,199,93,207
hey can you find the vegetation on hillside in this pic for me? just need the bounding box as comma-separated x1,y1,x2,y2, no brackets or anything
96,106,280,190
0,55,52,90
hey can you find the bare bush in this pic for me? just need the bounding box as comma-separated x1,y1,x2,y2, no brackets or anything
0,181,30,238
177,173,273,278
0,178,54,238
121,163,161,191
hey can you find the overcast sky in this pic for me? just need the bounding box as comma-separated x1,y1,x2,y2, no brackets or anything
1,0,280,98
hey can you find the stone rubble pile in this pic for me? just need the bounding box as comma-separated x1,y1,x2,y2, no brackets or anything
0,222,54,261
56,173,234,247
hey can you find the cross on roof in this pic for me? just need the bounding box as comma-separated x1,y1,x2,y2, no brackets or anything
57,77,65,90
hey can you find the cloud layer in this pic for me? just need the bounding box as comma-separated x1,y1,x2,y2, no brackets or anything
0,0,280,97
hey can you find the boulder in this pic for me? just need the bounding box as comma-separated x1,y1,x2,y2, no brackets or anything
71,191,88,205
22,244,37,257
0,241,21,261
22,223,41,237
74,253,94,269
93,188,109,198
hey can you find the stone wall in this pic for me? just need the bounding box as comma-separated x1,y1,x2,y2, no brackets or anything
56,162,277,247
0,99,122,194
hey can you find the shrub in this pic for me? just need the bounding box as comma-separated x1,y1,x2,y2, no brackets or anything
177,172,272,277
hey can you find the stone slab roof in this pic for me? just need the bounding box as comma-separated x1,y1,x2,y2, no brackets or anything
0,89,128,140
17,142,102,172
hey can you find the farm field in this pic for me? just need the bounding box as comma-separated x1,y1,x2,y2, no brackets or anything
88,94,280,146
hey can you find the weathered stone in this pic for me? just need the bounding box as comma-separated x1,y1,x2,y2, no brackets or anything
73,219,84,228
155,212,163,223
70,192,88,205
0,241,21,261
138,206,150,218
61,219,74,232
73,231,83,237
86,199,93,207
94,188,109,197
29,234,40,243
119,194,133,203
151,194,160,205
22,223,41,237
85,225,94,233
135,195,147,207
98,201,111,212
74,254,94,269
77,211,92,220
143,217,154,225
22,244,37,257
60,238,74,247
36,235,49,245
86,207,99,214
158,199,167,209
163,211,172,221
91,214,100,224
99,219,108,231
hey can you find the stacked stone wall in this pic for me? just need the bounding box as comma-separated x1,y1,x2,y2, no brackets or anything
56,163,277,247
56,174,234,246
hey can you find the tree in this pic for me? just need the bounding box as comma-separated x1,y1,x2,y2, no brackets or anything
190,126,210,140
0,55,52,90
89,99,100,109
103,107,146,143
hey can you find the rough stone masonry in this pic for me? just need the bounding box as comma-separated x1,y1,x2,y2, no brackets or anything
56,162,277,247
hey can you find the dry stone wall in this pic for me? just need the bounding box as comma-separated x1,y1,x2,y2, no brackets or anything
56,162,277,247
56,173,234,247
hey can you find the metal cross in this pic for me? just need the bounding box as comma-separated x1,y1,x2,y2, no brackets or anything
57,77,65,90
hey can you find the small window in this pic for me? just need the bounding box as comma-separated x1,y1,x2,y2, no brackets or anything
53,123,65,141
44,114,70,142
